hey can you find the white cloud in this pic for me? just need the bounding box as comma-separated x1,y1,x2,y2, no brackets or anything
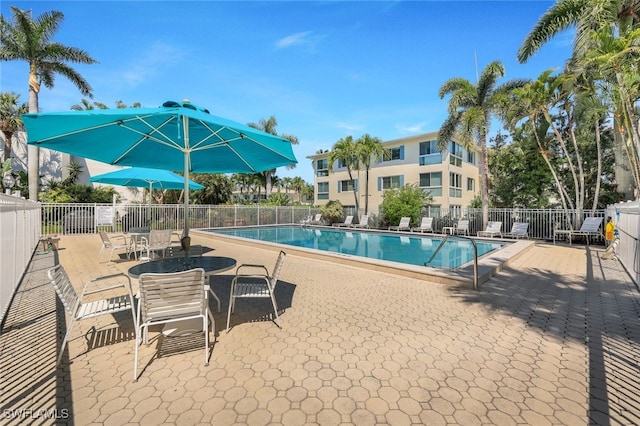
275,31,315,49
396,122,427,133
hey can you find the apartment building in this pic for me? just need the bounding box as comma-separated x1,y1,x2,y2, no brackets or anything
307,131,481,216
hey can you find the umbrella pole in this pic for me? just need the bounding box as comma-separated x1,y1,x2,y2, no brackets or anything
183,115,190,239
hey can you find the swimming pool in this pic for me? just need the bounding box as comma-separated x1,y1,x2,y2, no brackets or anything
207,225,505,269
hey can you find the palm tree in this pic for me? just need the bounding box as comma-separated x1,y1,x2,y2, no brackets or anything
437,60,527,229
517,0,640,64
355,134,388,216
0,6,98,200
0,92,28,162
247,116,299,196
290,176,306,203
70,98,108,111
328,135,360,213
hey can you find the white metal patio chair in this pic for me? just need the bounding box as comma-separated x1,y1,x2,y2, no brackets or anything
134,268,214,381
477,221,503,238
227,251,286,331
47,264,136,366
389,217,411,231
411,217,434,233
139,229,173,261
98,231,131,263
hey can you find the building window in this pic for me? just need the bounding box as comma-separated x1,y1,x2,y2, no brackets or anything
466,151,476,165
378,175,403,190
419,172,443,197
449,141,462,167
419,140,442,165
317,159,328,177
339,179,357,192
449,172,462,198
382,146,404,161
317,182,329,200
337,158,348,168
467,178,475,191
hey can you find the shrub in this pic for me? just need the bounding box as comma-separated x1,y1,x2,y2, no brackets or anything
379,184,431,228
320,200,344,224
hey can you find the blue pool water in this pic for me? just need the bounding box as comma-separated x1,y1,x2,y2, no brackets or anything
207,226,505,269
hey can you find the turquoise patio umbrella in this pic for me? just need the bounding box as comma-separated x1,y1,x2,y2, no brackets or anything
89,166,205,222
23,100,298,237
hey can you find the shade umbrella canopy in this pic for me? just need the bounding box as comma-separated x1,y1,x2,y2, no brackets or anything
24,100,298,236
89,167,204,191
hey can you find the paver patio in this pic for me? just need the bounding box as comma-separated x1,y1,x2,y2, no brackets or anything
1,232,638,425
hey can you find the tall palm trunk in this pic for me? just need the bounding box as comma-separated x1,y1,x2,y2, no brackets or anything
28,68,39,201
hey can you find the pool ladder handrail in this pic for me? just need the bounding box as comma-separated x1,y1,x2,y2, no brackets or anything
424,234,478,290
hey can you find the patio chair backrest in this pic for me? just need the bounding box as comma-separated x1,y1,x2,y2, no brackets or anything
510,222,529,235
420,217,433,229
99,230,119,249
399,217,410,227
48,264,80,317
148,229,173,248
343,216,353,225
270,251,287,289
457,220,469,231
358,215,369,225
580,217,603,232
138,268,207,324
486,221,502,232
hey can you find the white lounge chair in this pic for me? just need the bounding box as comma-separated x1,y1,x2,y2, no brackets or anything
135,268,213,381
389,217,411,231
47,265,136,366
333,215,354,227
477,221,502,238
411,217,434,233
444,219,469,236
553,217,603,245
98,231,131,263
227,251,286,331
504,222,529,239
351,215,370,228
310,213,323,225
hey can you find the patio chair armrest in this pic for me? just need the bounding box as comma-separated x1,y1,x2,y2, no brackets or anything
235,264,270,275
81,273,134,297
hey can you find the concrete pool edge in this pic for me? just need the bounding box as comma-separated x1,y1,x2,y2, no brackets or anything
194,228,537,288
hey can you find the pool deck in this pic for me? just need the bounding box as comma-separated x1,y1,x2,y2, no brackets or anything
1,232,639,425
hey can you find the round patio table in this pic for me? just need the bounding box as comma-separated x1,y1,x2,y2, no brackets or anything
128,256,237,314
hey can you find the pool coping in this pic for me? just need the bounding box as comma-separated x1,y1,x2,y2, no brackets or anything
194,226,537,288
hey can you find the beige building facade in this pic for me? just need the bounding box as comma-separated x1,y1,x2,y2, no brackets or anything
307,131,481,216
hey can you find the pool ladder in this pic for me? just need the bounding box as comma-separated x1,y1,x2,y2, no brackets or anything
424,234,479,290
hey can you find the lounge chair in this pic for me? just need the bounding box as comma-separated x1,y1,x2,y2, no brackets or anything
553,217,603,245
333,215,354,227
310,213,323,225
443,219,469,236
389,217,411,231
300,214,313,225
351,215,370,228
411,217,434,233
504,222,529,239
477,221,502,238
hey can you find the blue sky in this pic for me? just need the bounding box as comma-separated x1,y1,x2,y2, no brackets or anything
1,1,572,184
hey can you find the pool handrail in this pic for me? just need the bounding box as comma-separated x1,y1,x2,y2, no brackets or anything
424,234,478,290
